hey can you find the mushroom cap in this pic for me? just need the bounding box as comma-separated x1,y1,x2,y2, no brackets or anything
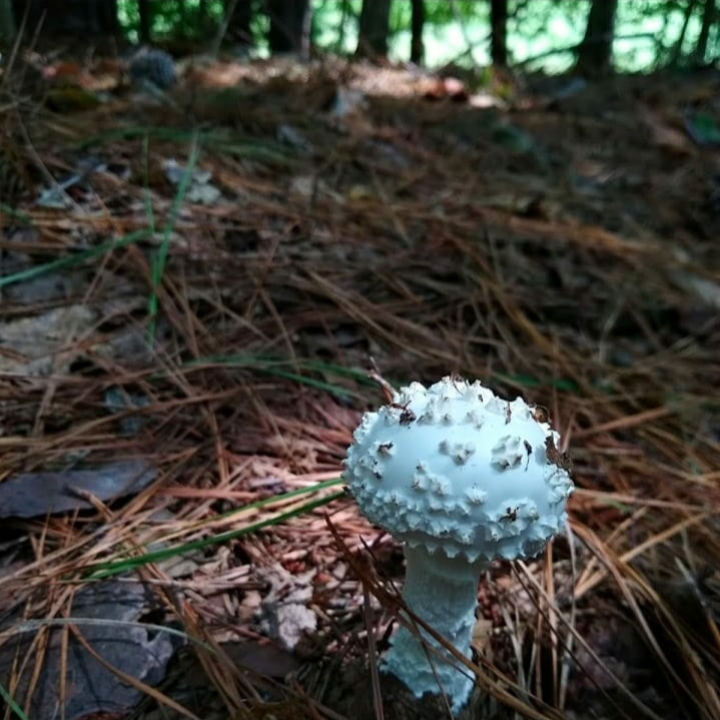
343,377,574,563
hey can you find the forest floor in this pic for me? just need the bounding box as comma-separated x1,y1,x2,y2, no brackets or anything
0,53,719,720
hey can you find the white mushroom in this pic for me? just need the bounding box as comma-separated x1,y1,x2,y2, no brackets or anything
343,377,574,715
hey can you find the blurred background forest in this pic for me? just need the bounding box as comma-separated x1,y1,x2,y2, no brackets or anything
1,0,719,79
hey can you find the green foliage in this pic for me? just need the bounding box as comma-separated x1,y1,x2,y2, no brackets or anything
615,0,710,70
118,0,225,42
423,0,485,25
506,0,587,67
312,0,360,51
109,0,719,72
389,0,411,34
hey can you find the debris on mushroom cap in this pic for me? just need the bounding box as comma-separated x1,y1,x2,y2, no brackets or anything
343,377,574,562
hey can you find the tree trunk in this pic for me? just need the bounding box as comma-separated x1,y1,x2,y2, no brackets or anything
138,0,152,43
0,0,16,43
97,0,119,36
670,0,696,66
197,0,207,38
695,0,716,63
356,0,392,58
410,0,425,64
575,0,618,78
266,0,310,55
226,0,254,46
11,0,118,39
490,0,508,66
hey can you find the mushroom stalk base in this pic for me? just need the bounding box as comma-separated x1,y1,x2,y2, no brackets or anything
382,544,484,715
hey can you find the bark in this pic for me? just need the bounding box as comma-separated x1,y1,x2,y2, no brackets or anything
197,0,217,39
695,0,716,63
266,0,310,55
356,0,392,58
670,0,697,66
490,0,508,66
0,0,15,43
410,0,425,64
11,0,118,38
226,0,254,46
97,0,119,35
138,0,152,43
575,0,618,78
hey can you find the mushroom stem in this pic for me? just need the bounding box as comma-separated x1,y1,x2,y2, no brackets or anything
382,544,484,714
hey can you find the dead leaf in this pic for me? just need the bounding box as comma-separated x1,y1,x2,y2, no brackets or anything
0,580,179,720
0,459,157,519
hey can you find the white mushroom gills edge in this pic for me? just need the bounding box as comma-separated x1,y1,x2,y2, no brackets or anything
343,376,574,715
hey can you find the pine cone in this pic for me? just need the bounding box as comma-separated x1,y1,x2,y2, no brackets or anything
127,48,177,91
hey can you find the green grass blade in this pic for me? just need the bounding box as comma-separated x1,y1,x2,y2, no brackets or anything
86,480,345,580
0,683,29,720
147,131,200,341
0,229,152,290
